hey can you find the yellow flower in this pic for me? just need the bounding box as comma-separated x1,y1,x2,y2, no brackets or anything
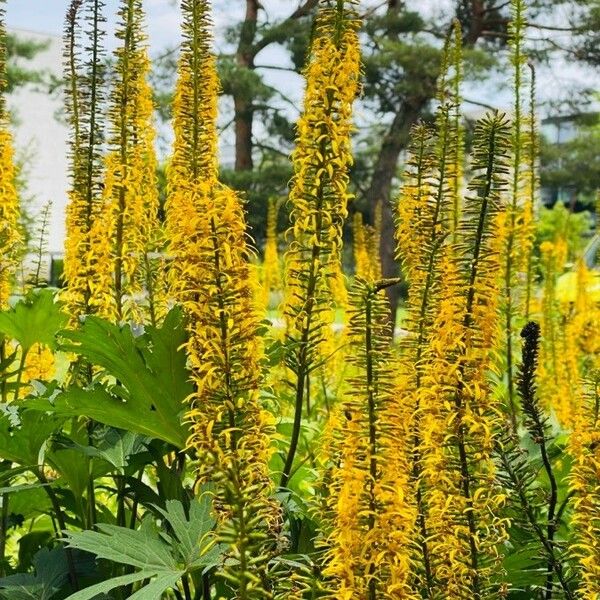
323,279,418,599
281,0,361,488
0,9,21,309
23,343,55,389
538,240,580,428
353,210,381,283
166,3,279,596
418,113,512,598
87,0,163,324
0,128,21,309
261,198,282,309
568,372,600,598
62,0,107,321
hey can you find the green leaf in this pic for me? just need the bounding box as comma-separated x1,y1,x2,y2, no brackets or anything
0,482,49,494
6,486,52,521
31,308,191,448
45,419,109,504
155,495,217,569
150,447,188,505
17,531,54,572
66,518,178,572
64,498,224,600
49,427,148,477
0,546,94,600
62,570,165,600
0,290,67,352
95,428,149,471
0,408,65,466
127,573,181,599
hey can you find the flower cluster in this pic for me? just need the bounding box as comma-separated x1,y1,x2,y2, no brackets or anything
0,3,21,309
166,2,280,597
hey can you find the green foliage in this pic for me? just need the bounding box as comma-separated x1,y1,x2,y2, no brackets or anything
219,57,274,105
568,0,600,66
535,201,593,260
221,164,292,243
28,308,191,448
0,408,65,466
497,322,574,598
64,497,223,600
5,34,49,94
540,114,600,205
0,289,67,352
0,547,94,600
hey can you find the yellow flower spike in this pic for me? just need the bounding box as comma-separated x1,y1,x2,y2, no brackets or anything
166,3,280,598
569,371,600,598
353,210,381,283
166,0,219,301
500,0,531,425
0,3,22,309
90,0,163,324
0,127,21,309
419,113,512,599
22,343,55,394
323,278,418,599
393,113,461,592
62,0,107,321
281,0,361,488
537,240,581,428
261,198,282,310
353,212,369,279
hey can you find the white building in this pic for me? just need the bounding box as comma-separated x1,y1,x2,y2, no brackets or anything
8,28,69,257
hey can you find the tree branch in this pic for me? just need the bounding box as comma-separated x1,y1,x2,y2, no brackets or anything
251,0,319,57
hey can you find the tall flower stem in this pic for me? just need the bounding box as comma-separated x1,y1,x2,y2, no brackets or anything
280,0,360,488
503,0,527,428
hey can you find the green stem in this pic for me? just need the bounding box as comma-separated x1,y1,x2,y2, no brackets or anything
451,117,503,599
36,469,79,591
365,289,378,600
182,574,193,600
82,0,104,314
12,348,28,402
497,442,573,599
86,420,97,529
113,0,136,320
144,252,158,327
280,127,330,489
524,64,536,321
0,340,8,404
0,492,7,577
409,122,448,595
201,574,211,600
116,474,126,527
209,215,237,451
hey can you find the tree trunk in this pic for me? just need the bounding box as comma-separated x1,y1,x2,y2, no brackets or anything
233,0,259,172
234,95,254,171
232,0,319,172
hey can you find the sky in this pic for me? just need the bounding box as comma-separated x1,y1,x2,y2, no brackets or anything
6,1,599,111
7,1,183,52
5,1,291,54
